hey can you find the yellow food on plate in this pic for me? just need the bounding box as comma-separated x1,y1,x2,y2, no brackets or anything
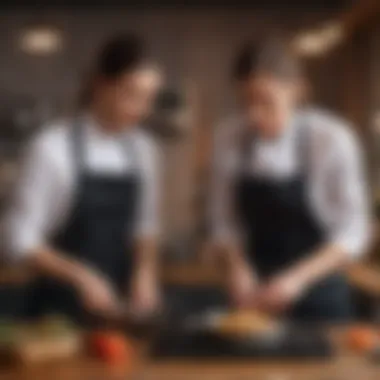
216,310,279,337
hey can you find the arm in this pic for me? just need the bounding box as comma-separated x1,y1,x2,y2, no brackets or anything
29,245,92,286
7,134,83,280
129,134,161,313
5,131,118,313
259,123,371,311
285,126,370,287
29,245,120,314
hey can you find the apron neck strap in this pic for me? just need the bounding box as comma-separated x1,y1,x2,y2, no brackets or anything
238,120,311,176
294,120,311,177
71,117,85,175
238,127,256,173
71,118,141,176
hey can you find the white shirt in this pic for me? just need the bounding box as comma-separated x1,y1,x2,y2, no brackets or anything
4,115,160,261
210,108,371,259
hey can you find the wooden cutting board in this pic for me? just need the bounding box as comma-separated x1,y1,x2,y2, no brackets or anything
0,317,83,366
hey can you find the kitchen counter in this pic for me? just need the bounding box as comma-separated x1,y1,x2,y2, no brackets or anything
0,328,379,380
1,261,380,322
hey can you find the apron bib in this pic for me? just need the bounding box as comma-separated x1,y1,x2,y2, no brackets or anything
234,124,353,322
27,121,141,323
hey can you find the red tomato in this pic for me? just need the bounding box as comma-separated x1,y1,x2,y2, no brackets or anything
89,331,134,365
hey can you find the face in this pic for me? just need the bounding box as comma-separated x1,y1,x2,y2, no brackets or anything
95,66,162,127
237,73,299,137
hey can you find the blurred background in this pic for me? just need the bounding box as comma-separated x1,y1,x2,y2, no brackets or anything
0,0,380,317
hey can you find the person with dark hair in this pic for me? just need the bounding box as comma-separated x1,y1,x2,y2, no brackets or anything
209,38,370,321
5,34,163,322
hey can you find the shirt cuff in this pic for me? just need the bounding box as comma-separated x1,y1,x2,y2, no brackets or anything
329,224,371,260
6,227,44,263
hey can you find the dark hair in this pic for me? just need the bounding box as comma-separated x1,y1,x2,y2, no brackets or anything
79,33,148,107
232,38,302,81
95,33,148,78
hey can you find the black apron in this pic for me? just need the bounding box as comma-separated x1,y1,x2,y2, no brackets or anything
27,121,141,323
234,124,353,322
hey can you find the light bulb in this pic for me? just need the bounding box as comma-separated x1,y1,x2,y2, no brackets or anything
19,26,63,56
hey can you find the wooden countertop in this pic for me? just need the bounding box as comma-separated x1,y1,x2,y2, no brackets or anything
0,328,379,380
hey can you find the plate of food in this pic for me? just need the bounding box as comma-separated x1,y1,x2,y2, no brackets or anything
151,309,333,359
183,309,286,346
215,310,285,343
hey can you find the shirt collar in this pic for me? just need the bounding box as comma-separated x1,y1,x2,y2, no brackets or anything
81,111,138,139
240,110,301,144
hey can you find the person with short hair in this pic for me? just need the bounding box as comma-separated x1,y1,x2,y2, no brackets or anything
209,38,371,321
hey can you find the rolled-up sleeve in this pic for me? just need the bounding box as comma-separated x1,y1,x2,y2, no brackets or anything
134,134,161,239
4,134,65,262
317,124,371,260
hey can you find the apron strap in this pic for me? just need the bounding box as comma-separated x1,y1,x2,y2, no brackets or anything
120,134,141,176
238,127,256,175
71,117,86,179
295,119,312,178
70,117,141,178
238,118,312,178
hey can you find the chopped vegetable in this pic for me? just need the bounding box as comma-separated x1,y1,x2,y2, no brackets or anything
37,315,75,337
0,319,16,347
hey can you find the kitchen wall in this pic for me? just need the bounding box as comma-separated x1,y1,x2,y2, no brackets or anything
0,9,341,250
0,9,335,119
368,23,380,195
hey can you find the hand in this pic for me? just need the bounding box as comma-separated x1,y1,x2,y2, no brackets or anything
75,268,120,316
129,269,161,317
228,263,259,308
256,273,305,314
